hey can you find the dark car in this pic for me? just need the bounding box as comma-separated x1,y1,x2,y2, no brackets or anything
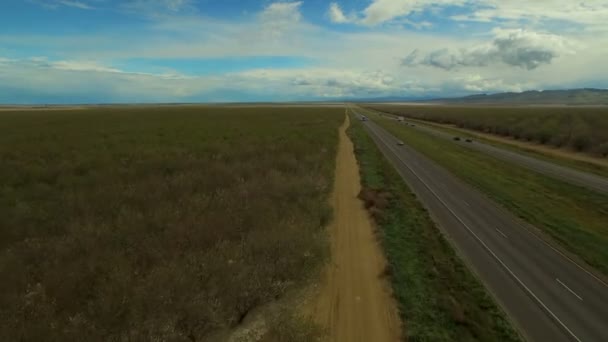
453,136,461,141
465,138,473,143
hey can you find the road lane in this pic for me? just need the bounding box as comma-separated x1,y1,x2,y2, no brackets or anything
359,106,608,195
357,114,608,342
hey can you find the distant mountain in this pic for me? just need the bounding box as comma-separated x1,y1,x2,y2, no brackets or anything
430,88,608,105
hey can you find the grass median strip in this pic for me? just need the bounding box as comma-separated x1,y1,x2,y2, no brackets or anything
367,111,608,277
347,113,522,341
377,111,608,179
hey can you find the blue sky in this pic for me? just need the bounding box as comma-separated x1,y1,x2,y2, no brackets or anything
1,0,607,103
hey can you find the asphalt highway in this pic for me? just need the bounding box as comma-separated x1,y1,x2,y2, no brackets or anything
362,107,608,195
357,113,608,342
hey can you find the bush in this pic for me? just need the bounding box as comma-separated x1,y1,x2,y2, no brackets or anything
594,142,608,157
572,134,592,151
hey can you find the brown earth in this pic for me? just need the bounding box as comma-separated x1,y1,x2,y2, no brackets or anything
312,114,402,342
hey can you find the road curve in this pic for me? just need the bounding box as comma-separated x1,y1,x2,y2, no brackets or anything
356,112,608,342
359,106,608,195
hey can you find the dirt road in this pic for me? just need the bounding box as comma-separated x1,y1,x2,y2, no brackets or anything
313,114,402,342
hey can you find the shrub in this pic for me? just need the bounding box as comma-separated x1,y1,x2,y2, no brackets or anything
572,134,592,151
594,142,608,157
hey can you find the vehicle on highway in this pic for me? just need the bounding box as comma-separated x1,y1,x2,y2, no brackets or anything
465,138,473,143
360,116,368,121
453,137,461,141
397,140,404,146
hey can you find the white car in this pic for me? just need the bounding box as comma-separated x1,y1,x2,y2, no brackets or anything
397,140,404,146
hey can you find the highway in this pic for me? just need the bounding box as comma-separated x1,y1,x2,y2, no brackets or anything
356,112,608,342
359,107,608,195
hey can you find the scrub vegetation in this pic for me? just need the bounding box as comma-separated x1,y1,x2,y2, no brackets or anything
0,106,343,341
347,113,522,341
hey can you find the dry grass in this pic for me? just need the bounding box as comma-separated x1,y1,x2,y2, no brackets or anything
0,106,343,341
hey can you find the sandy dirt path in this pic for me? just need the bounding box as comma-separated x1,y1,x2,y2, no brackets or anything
313,114,402,342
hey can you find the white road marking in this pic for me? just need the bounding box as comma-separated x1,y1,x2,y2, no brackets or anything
351,105,608,292
357,106,608,290
513,222,608,289
364,122,582,342
495,228,508,238
556,279,583,301
464,201,471,207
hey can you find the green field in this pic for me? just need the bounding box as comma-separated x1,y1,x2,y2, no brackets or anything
368,105,608,156
365,111,608,276
0,106,343,341
347,113,521,341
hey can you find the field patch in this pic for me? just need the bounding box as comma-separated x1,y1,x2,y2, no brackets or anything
0,106,342,341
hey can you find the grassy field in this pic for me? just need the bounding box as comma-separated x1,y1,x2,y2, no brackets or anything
390,115,608,178
0,106,343,341
366,111,608,276
347,113,521,341
368,105,608,156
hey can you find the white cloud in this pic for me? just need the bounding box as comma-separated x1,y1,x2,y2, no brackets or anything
121,0,196,16
329,0,468,26
330,0,608,30
328,3,351,23
362,0,418,26
0,57,210,103
403,29,573,70
58,0,95,10
51,60,122,73
454,74,527,93
455,1,608,31
237,68,403,97
29,0,97,10
258,1,303,40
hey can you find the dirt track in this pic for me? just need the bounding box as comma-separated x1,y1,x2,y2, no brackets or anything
313,114,401,341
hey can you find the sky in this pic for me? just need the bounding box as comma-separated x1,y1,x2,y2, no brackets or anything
1,0,607,103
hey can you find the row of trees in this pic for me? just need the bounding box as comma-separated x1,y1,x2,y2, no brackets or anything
371,105,608,156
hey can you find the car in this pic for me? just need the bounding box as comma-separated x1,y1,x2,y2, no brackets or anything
453,136,461,141
397,140,405,146
465,138,473,143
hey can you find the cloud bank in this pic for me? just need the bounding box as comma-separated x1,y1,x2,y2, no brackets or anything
4,0,607,103
403,29,571,70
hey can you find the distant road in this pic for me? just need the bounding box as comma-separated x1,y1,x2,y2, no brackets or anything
359,106,608,195
356,111,608,342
